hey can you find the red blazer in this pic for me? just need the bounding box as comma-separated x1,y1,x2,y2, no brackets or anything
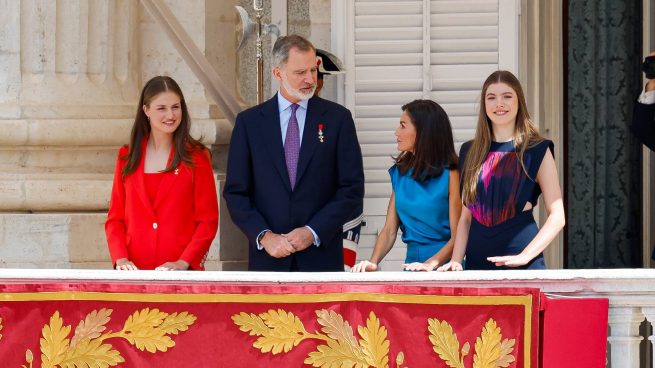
105,141,219,270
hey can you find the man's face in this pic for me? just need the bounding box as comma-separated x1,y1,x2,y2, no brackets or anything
274,47,318,103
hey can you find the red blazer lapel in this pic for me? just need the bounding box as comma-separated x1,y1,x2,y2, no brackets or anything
134,140,157,219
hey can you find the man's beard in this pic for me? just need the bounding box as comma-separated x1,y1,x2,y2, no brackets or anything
281,74,316,101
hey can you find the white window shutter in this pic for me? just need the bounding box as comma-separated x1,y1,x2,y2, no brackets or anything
333,0,519,270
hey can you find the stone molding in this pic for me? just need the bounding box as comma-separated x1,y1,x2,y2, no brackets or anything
0,118,230,147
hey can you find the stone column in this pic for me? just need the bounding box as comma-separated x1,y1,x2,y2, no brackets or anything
0,0,21,119
607,307,644,368
0,0,142,268
0,0,140,211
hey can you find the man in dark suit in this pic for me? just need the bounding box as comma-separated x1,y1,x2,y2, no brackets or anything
223,35,364,271
632,51,655,151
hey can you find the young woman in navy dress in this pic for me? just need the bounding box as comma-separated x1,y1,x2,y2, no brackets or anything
440,71,565,271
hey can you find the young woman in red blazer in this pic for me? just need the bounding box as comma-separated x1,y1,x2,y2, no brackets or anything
106,76,219,270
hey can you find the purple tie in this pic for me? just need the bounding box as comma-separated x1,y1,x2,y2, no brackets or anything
284,103,300,189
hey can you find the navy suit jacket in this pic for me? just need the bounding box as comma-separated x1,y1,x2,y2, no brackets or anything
223,94,365,271
632,101,655,151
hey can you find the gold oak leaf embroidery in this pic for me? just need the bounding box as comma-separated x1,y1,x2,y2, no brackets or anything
358,311,390,368
70,308,112,347
232,309,310,355
25,308,196,368
232,312,272,337
122,308,171,352
158,312,196,335
428,319,466,368
60,338,123,367
496,338,516,367
305,338,368,367
313,309,368,364
40,311,71,368
257,309,309,354
429,318,516,368
233,309,397,368
473,319,503,368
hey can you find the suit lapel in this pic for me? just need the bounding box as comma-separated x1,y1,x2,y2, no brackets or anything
135,139,156,219
153,146,177,209
296,96,324,186
260,94,293,192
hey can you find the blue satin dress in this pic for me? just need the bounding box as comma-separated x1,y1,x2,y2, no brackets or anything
389,165,451,263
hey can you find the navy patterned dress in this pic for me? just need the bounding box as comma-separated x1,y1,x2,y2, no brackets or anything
459,139,554,270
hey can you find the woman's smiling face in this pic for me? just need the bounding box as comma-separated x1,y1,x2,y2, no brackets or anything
143,91,182,136
484,82,519,129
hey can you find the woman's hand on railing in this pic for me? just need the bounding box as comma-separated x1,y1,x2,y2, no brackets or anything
155,260,190,271
115,258,138,271
437,261,463,272
403,261,438,272
487,254,531,267
351,260,378,272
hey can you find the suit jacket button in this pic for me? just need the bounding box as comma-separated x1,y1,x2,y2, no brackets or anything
152,222,158,229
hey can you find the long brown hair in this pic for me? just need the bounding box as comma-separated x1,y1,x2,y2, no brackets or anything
121,76,204,177
394,99,458,181
461,70,544,205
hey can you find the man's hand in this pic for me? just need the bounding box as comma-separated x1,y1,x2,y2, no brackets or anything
155,260,189,271
284,227,315,252
262,232,296,258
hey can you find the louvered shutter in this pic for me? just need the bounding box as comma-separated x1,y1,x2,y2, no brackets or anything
336,0,519,270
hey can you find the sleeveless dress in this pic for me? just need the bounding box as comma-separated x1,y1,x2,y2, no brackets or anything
389,165,451,263
459,139,554,270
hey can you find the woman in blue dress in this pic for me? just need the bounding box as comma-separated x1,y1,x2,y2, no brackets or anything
439,71,565,271
352,99,461,272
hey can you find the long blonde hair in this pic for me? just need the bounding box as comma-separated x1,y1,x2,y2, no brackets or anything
461,70,544,206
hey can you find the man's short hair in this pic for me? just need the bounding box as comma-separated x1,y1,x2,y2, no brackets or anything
272,35,316,68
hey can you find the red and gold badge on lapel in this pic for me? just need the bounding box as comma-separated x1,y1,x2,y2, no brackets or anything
318,123,324,143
